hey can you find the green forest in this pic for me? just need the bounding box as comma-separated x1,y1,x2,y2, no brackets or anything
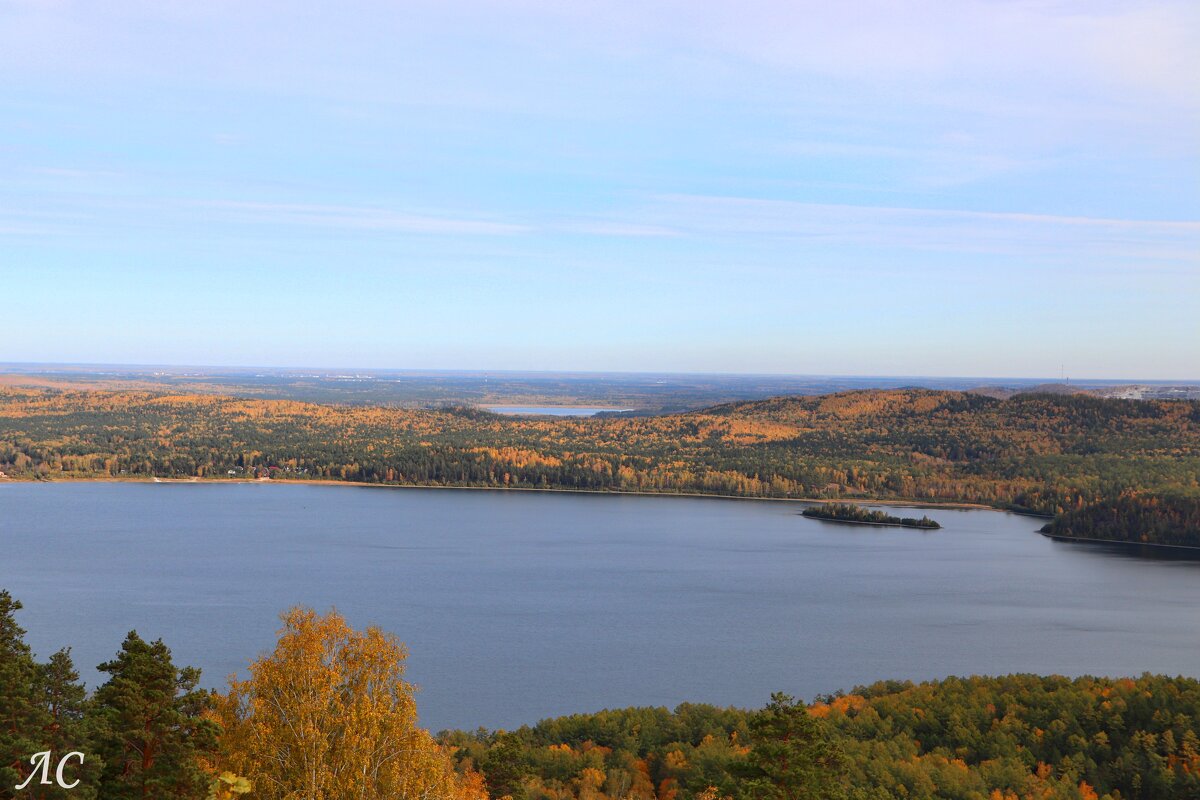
4,589,1199,800
1,387,1198,546
1039,495,1200,548
447,672,1200,800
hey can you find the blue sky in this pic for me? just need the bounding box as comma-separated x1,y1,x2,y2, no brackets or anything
2,1,1197,378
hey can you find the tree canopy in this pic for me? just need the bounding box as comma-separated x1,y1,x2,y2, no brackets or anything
212,606,487,800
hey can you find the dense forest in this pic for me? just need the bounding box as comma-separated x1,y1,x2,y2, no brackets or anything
5,589,1199,800
446,673,1200,800
1,387,1198,544
801,503,941,528
1039,495,1200,549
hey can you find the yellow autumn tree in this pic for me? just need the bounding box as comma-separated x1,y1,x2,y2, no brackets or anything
212,607,486,800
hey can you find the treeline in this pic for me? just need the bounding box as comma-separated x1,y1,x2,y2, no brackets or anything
801,503,941,528
447,674,1200,800
1039,495,1200,548
2,386,1199,525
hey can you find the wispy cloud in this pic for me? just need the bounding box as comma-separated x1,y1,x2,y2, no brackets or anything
28,167,126,179
668,1,1200,111
194,201,529,236
554,221,680,237
652,194,1200,229
0,195,533,241
775,139,1051,188
636,194,1200,265
5,2,1196,118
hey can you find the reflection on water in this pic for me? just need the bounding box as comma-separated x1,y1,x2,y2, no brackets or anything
1042,534,1200,562
1,483,1197,731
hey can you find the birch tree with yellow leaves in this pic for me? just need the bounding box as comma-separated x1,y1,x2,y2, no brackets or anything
211,607,486,800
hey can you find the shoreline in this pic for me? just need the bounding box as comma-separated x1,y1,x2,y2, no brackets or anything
0,475,999,511
1038,531,1200,553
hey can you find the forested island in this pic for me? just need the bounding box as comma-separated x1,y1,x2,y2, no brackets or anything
1,386,1198,547
4,589,1199,800
801,503,941,529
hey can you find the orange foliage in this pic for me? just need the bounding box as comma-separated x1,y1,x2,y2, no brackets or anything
809,694,868,719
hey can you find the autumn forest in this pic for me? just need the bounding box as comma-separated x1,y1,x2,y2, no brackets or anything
1,386,1197,546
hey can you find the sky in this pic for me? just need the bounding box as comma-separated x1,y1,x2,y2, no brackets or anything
1,0,1198,379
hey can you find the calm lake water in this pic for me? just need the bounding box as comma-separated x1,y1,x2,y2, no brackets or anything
2,483,1198,732
484,406,632,416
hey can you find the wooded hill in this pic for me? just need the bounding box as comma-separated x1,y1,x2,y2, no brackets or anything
1,387,1198,542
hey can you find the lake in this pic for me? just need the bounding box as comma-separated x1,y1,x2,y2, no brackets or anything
483,406,633,416
2,482,1198,732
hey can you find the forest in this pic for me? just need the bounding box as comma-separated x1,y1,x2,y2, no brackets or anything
445,672,1200,800
3,589,1198,800
1,386,1198,545
801,503,941,528
1038,495,1200,549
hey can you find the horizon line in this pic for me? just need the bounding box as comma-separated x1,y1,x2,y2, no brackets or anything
2,360,1198,386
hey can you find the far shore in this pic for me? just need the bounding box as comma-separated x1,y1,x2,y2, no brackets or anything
14,476,1191,552
0,474,999,511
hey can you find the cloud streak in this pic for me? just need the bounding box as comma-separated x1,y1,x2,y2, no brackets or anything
632,194,1200,267
195,201,528,236
655,195,1200,232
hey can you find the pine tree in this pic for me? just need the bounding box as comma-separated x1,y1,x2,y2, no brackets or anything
1,591,44,798
480,732,531,800
737,693,846,800
31,649,99,799
91,632,216,800
0,593,96,799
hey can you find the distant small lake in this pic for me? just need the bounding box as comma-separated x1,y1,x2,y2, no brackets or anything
1,483,1198,732
484,406,632,416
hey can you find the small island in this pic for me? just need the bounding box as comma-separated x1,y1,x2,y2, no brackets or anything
802,503,941,529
